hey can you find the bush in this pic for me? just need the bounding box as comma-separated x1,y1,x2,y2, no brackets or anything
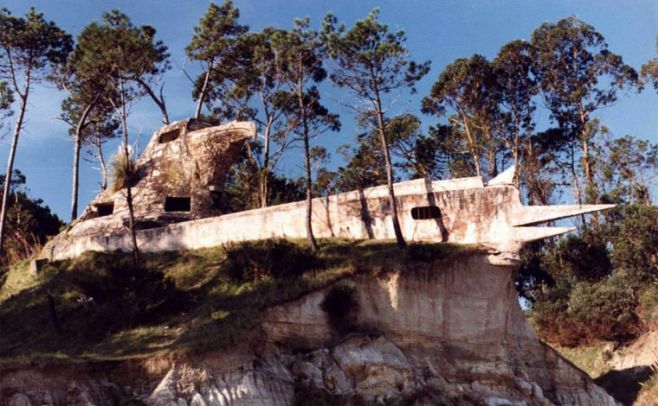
320,284,359,334
533,272,642,346
223,239,320,283
567,272,641,342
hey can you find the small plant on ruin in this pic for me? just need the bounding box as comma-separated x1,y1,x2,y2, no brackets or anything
110,146,138,192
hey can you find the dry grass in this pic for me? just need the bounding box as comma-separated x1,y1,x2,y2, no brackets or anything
110,147,137,192
552,341,614,378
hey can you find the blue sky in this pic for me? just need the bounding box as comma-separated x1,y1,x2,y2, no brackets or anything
2,0,658,221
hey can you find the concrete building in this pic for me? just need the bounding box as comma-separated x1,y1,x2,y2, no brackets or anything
42,119,613,261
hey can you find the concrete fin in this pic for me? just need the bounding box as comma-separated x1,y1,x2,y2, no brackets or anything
509,226,577,243
487,165,515,186
511,204,616,226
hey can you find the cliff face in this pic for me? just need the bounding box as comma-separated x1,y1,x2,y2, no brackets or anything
1,252,616,405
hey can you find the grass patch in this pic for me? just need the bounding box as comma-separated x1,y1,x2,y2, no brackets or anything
552,341,614,378
0,238,471,364
638,283,658,325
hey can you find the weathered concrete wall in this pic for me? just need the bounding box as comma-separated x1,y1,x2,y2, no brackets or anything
44,171,611,261
44,176,511,260
73,119,255,230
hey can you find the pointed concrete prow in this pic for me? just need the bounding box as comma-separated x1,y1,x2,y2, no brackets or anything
509,226,577,243
511,204,616,227
487,165,516,186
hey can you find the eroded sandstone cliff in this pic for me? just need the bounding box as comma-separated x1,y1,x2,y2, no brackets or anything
1,252,616,405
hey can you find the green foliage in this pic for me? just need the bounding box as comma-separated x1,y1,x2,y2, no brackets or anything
533,272,641,346
323,8,430,247
69,10,169,90
531,17,638,131
0,170,63,265
186,1,247,64
217,143,306,212
73,263,180,333
322,9,430,97
526,205,658,346
223,239,320,283
69,9,170,126
567,273,641,342
553,233,612,282
0,7,72,257
0,7,72,74
0,80,13,128
641,34,658,99
606,205,658,278
593,135,658,205
422,54,499,177
186,0,248,114
554,341,614,379
320,284,359,334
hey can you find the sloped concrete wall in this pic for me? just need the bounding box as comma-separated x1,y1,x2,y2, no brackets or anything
45,177,526,261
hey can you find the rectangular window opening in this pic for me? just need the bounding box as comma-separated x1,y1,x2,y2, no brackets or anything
411,206,441,220
164,196,191,212
95,202,114,217
159,129,181,143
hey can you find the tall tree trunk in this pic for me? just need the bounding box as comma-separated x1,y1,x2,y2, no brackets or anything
70,131,82,222
578,104,594,203
194,62,213,120
487,143,498,178
134,77,169,125
373,88,406,248
298,87,318,251
97,138,108,191
260,117,273,208
0,90,28,258
118,78,140,266
70,103,95,221
460,112,482,177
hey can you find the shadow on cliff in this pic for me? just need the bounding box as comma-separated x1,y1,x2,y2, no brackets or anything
0,256,189,360
594,366,654,405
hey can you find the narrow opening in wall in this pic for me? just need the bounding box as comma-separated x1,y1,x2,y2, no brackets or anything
95,202,114,217
411,206,441,220
164,196,191,212
159,129,180,143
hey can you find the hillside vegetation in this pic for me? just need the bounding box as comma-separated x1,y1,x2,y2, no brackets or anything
0,239,469,364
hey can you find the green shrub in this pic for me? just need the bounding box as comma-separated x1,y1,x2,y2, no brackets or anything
534,271,642,346
222,239,320,283
320,284,359,334
567,272,641,342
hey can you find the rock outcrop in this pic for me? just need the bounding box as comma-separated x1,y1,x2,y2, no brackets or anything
1,251,617,405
